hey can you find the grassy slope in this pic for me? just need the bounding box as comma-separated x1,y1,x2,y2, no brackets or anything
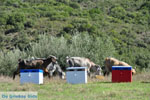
0,72,150,100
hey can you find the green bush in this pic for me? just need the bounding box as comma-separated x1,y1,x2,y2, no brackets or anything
4,0,21,6
68,33,116,66
13,33,30,50
0,13,8,25
28,33,115,69
14,22,24,32
0,49,27,76
7,13,26,25
6,13,26,32
0,33,116,76
134,11,149,25
0,34,6,50
110,6,126,20
62,18,95,33
0,18,7,25
56,0,69,4
89,8,103,21
69,2,80,9
24,20,35,28
50,14,67,21
63,24,74,33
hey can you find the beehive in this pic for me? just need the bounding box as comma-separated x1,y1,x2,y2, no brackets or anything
66,67,87,84
20,69,43,84
112,66,132,82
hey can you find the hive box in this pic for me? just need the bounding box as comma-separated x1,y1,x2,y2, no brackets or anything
112,66,132,82
20,69,43,84
66,67,87,84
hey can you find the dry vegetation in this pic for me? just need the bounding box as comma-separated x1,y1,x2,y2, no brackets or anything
0,72,150,100
1,71,150,86
0,72,150,89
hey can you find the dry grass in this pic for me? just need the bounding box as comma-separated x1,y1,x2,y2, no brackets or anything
0,72,150,100
0,75,15,83
0,71,150,84
44,76,66,84
133,72,150,82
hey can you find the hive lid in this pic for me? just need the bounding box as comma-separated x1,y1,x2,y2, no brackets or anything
67,67,87,70
112,66,132,70
20,69,43,72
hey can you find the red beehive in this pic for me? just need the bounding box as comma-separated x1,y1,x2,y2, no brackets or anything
112,66,132,82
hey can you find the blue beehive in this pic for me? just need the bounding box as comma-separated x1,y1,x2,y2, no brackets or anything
20,69,43,84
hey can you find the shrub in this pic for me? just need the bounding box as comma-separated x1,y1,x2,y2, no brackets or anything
134,11,149,25
13,33,30,50
68,33,115,66
56,0,69,4
4,0,21,7
24,20,35,28
63,24,74,33
0,49,27,76
27,33,115,69
7,13,26,25
14,22,24,32
0,18,7,25
110,6,126,20
6,13,26,32
89,8,101,15
69,2,80,9
0,13,8,25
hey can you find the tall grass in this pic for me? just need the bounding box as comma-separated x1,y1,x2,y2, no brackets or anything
0,33,115,76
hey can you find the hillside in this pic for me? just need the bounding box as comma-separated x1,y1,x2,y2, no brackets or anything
0,0,150,75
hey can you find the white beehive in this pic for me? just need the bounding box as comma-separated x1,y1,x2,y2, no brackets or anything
20,69,43,84
66,67,87,84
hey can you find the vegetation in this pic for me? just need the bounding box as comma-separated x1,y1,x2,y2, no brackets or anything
0,0,150,75
0,72,150,100
0,34,115,75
